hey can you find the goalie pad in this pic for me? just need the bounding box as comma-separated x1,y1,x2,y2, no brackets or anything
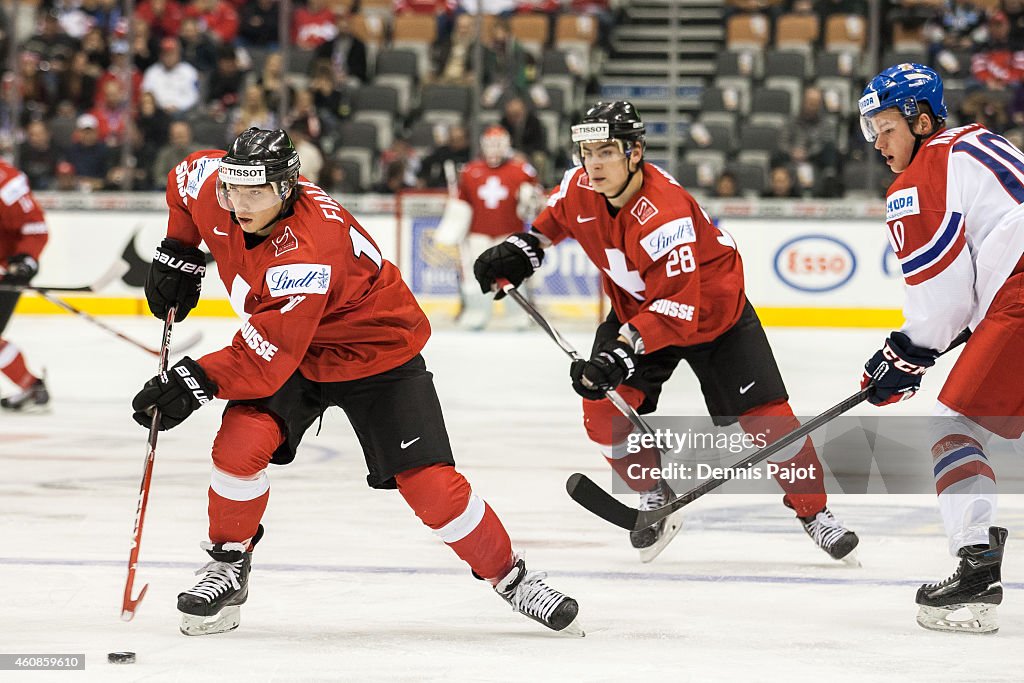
434,197,473,246
517,182,546,223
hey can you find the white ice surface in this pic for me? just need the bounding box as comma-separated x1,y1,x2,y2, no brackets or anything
1,315,1022,682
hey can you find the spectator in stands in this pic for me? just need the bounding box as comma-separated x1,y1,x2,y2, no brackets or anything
206,45,244,114
257,51,295,115
713,170,740,198
64,114,110,191
131,17,160,72
373,159,415,194
500,96,547,178
963,11,1019,131
135,0,186,41
418,123,472,188
185,0,240,45
781,85,841,193
394,0,458,44
98,40,143,107
818,0,868,22
239,0,279,47
378,138,421,188
319,158,362,193
134,91,172,189
762,165,802,198
17,52,57,124
152,120,203,189
18,121,61,191
289,121,325,183
90,79,131,148
22,11,77,67
570,0,618,53
230,83,279,140
309,60,355,124
432,12,477,86
81,28,112,73
481,18,539,108
81,0,124,36
1004,0,1024,50
179,15,219,73
54,161,79,192
141,37,201,116
58,51,100,114
285,88,327,145
313,9,368,85
293,0,337,50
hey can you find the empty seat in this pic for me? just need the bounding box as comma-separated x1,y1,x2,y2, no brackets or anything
728,162,768,196
749,87,793,126
510,13,549,59
765,50,810,80
286,49,315,76
420,84,471,124
700,86,745,114
335,148,374,190
392,14,437,79
816,51,859,78
726,13,770,50
775,13,819,50
337,120,379,153
352,85,401,149
824,14,867,52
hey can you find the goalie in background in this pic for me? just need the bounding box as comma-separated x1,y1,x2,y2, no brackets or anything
0,159,50,412
434,125,545,331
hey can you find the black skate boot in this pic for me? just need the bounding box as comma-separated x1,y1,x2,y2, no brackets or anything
786,498,860,564
629,480,684,563
1,378,49,413
177,525,263,636
495,556,584,637
916,527,1007,634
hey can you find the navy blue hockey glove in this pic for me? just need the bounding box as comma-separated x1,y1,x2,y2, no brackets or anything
473,232,544,299
132,357,217,430
145,238,206,323
1,254,39,285
861,331,938,406
571,339,637,400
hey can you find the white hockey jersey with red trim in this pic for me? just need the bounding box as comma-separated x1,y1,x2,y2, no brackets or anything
883,124,1024,351
531,164,745,353
164,150,430,399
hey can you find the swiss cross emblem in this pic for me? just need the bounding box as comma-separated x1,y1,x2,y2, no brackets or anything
631,197,659,225
477,175,509,209
273,226,298,256
577,172,593,190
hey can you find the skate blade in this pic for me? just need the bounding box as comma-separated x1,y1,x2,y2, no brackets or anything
638,509,685,564
916,604,999,634
2,402,52,415
840,549,862,568
179,606,241,636
558,616,585,638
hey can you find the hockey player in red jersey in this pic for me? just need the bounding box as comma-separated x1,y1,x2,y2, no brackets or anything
858,64,1020,633
130,128,580,636
451,124,544,330
0,160,50,412
474,102,859,563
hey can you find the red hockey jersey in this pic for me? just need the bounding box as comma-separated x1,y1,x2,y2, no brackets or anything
0,160,47,264
531,164,745,353
165,150,430,399
459,158,538,237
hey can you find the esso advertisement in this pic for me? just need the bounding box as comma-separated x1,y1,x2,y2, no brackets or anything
773,235,856,293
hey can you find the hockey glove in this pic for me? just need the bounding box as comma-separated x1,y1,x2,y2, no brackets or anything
861,331,938,406
145,238,206,323
132,357,217,431
473,232,544,300
1,254,39,285
570,339,637,400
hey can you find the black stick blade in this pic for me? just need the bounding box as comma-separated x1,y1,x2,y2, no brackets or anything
566,473,640,530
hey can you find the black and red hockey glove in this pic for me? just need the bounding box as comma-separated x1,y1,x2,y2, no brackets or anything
861,331,937,406
1,254,39,285
145,238,206,323
570,339,637,400
473,232,544,299
132,357,217,430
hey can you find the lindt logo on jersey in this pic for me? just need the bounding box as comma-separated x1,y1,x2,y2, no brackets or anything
886,187,920,222
265,263,331,296
774,235,856,293
641,217,696,261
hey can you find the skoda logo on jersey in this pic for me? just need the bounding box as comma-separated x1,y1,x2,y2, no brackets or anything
886,187,920,222
219,162,267,185
774,235,856,293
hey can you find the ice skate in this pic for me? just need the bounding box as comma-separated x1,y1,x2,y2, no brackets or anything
788,500,860,564
495,556,584,637
630,480,684,563
0,378,49,413
916,527,1006,634
177,526,262,636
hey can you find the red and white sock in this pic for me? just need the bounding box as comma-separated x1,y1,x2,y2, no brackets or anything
0,339,38,388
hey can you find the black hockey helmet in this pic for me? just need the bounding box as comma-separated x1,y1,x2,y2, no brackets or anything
571,101,647,155
217,127,301,214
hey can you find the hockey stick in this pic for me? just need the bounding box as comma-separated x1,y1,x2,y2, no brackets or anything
0,258,129,294
567,328,974,531
23,288,202,357
121,307,175,621
496,278,662,442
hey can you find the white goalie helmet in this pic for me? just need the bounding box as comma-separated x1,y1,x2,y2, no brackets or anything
481,125,512,167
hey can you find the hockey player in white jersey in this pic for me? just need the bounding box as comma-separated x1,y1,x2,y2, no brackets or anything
858,63,1022,633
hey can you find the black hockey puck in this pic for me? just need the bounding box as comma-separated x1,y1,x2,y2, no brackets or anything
107,652,136,664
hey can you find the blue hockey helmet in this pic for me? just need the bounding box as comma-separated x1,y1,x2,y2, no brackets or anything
858,63,947,142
